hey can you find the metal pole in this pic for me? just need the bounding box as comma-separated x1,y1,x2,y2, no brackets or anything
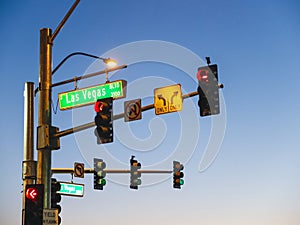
22,82,36,225
23,82,35,165
50,0,80,43
37,28,52,209
52,168,172,174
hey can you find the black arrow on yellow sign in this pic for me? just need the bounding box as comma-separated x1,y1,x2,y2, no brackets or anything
158,95,167,106
170,91,178,104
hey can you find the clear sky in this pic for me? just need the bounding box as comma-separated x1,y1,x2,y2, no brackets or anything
1,0,300,225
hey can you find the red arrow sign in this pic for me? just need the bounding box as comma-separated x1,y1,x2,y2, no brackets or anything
26,187,38,200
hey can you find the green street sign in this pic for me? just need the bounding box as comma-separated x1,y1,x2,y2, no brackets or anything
58,80,127,110
57,182,84,197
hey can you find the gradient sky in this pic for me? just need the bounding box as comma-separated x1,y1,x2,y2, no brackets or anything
1,0,300,225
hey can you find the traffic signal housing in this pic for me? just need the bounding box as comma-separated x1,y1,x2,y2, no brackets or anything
130,156,141,190
173,161,184,189
94,97,113,144
51,178,62,225
24,184,44,225
94,158,107,190
197,64,221,117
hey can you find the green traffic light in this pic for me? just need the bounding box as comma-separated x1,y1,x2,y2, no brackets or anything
137,179,142,185
133,179,142,185
180,179,184,185
98,179,106,186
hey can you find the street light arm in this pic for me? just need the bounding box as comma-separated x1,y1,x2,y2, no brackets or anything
52,52,104,75
50,0,80,43
34,52,115,95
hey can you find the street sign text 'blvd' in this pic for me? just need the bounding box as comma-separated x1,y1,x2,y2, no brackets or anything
58,80,127,110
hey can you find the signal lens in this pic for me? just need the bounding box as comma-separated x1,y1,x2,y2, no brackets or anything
94,101,104,112
197,69,209,82
98,179,106,186
26,187,39,200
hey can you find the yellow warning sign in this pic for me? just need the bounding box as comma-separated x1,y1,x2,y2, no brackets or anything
154,84,182,115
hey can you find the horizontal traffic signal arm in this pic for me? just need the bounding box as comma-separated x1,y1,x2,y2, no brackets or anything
52,91,198,139
52,168,173,174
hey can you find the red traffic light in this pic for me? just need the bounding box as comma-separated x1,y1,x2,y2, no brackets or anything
94,99,112,113
94,101,104,112
26,187,39,200
132,162,141,168
94,98,113,144
197,69,209,82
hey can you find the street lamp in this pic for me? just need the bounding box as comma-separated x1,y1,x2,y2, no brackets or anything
103,58,117,68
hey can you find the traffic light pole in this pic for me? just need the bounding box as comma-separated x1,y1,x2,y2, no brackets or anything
22,82,36,225
35,0,80,211
37,28,53,209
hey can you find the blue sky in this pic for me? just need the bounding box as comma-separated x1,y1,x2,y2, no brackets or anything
1,0,300,224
